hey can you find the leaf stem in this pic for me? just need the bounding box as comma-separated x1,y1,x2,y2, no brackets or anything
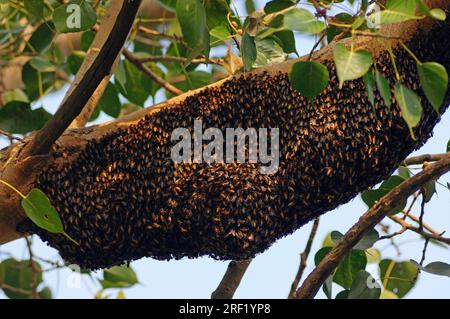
0,179,27,199
63,232,79,246
387,46,400,81
400,41,421,64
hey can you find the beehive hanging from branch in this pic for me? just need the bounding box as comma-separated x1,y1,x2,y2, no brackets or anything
18,16,450,270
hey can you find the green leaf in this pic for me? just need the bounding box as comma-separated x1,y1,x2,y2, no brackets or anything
210,25,231,45
447,139,450,152
98,82,121,118
0,101,51,134
273,30,297,54
348,270,381,299
241,33,257,70
322,232,335,248
101,265,138,289
323,275,333,299
81,30,95,51
21,189,77,244
24,0,45,19
289,61,329,101
168,71,211,98
364,70,375,105
21,189,63,233
379,259,418,298
204,0,230,30
29,57,57,73
254,37,286,67
25,22,55,54
380,289,399,299
362,175,407,214
115,60,152,106
335,290,350,299
368,0,422,26
264,0,295,14
411,260,450,277
333,44,373,88
375,71,392,106
176,0,209,54
158,0,177,11
422,180,436,203
416,0,446,21
331,229,379,250
1,258,42,299
417,62,448,112
38,286,52,299
366,248,382,264
334,251,367,289
22,62,55,101
67,51,86,75
245,0,256,14
398,166,410,179
53,0,97,33
315,247,367,289
394,82,422,139
283,8,325,34
2,89,29,104
429,8,446,20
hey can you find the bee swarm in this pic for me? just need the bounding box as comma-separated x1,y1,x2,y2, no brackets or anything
18,20,450,270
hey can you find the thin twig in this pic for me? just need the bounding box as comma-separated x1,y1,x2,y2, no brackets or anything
0,130,22,142
137,55,223,65
419,238,430,266
25,237,38,299
389,215,450,245
123,48,183,96
288,218,320,298
137,25,186,45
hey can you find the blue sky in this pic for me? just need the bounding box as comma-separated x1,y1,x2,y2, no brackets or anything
1,0,449,299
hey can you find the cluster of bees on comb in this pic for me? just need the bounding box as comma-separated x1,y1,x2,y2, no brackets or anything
18,20,450,270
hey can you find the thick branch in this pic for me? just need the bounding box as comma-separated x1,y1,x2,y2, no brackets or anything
294,153,450,299
69,1,127,129
21,0,142,157
211,259,252,299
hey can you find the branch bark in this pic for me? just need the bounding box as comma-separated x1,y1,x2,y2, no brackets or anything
211,259,252,299
294,152,450,299
403,153,448,166
68,1,127,129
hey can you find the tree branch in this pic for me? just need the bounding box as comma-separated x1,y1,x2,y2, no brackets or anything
294,152,450,299
288,218,320,298
211,259,252,299
137,55,223,65
21,0,142,157
389,215,450,245
68,1,127,129
403,153,448,166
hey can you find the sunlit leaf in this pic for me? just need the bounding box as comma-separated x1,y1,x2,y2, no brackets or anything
289,61,329,101
394,82,422,139
333,44,373,88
